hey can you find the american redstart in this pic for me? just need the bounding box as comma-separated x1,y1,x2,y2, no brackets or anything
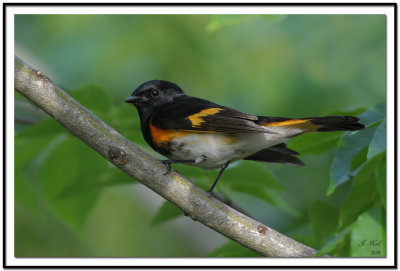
125,80,364,193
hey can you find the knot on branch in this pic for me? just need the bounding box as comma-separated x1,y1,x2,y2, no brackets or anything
257,225,269,235
108,147,128,165
34,69,51,82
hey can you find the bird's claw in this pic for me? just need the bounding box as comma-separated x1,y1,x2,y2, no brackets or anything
161,159,173,175
206,189,214,196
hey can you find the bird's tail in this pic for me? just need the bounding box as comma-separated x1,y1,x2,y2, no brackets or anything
258,115,365,133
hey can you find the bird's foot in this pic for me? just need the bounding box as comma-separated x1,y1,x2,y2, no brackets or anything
160,159,173,175
206,189,215,197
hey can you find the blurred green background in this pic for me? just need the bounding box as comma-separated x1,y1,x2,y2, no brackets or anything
15,14,386,257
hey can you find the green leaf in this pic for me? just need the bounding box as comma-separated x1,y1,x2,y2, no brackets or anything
331,232,352,257
315,227,351,257
69,84,112,119
217,162,300,216
329,125,378,194
193,176,216,191
288,132,341,155
367,119,386,159
15,119,69,217
265,191,300,217
309,200,339,241
376,155,386,207
329,103,385,189
229,183,275,204
322,108,367,117
338,153,384,229
151,201,183,226
354,153,384,189
15,172,41,218
223,162,285,191
206,14,286,32
358,103,386,127
15,119,66,171
209,240,261,257
39,137,105,232
105,167,137,186
351,209,385,257
16,118,65,137
15,134,62,172
350,146,368,172
285,224,319,250
380,206,387,256
226,187,300,217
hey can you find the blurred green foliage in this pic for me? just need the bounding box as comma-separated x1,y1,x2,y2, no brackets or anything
15,14,386,257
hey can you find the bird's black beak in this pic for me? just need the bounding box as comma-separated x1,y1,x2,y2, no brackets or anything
124,95,141,104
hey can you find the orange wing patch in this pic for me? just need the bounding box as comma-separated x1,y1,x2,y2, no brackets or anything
150,124,187,147
187,108,223,127
263,119,321,132
263,119,311,127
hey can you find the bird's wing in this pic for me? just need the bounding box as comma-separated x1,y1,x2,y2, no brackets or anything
151,96,268,133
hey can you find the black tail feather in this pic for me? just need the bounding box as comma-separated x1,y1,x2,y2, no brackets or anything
311,116,365,132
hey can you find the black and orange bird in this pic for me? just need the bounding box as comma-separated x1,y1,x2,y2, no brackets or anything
125,80,364,193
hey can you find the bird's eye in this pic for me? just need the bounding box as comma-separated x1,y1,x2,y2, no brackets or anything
151,89,159,97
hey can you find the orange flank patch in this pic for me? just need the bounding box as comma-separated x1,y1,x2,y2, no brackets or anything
187,108,223,127
263,119,320,132
150,124,187,147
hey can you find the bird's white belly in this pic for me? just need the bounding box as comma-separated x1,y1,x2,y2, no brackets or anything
168,131,291,169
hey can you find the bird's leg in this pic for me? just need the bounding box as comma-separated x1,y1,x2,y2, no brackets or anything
207,161,230,194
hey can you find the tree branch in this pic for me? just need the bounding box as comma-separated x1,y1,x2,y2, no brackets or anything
14,55,319,257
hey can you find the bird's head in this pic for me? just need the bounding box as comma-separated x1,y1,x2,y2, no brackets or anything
125,80,184,110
